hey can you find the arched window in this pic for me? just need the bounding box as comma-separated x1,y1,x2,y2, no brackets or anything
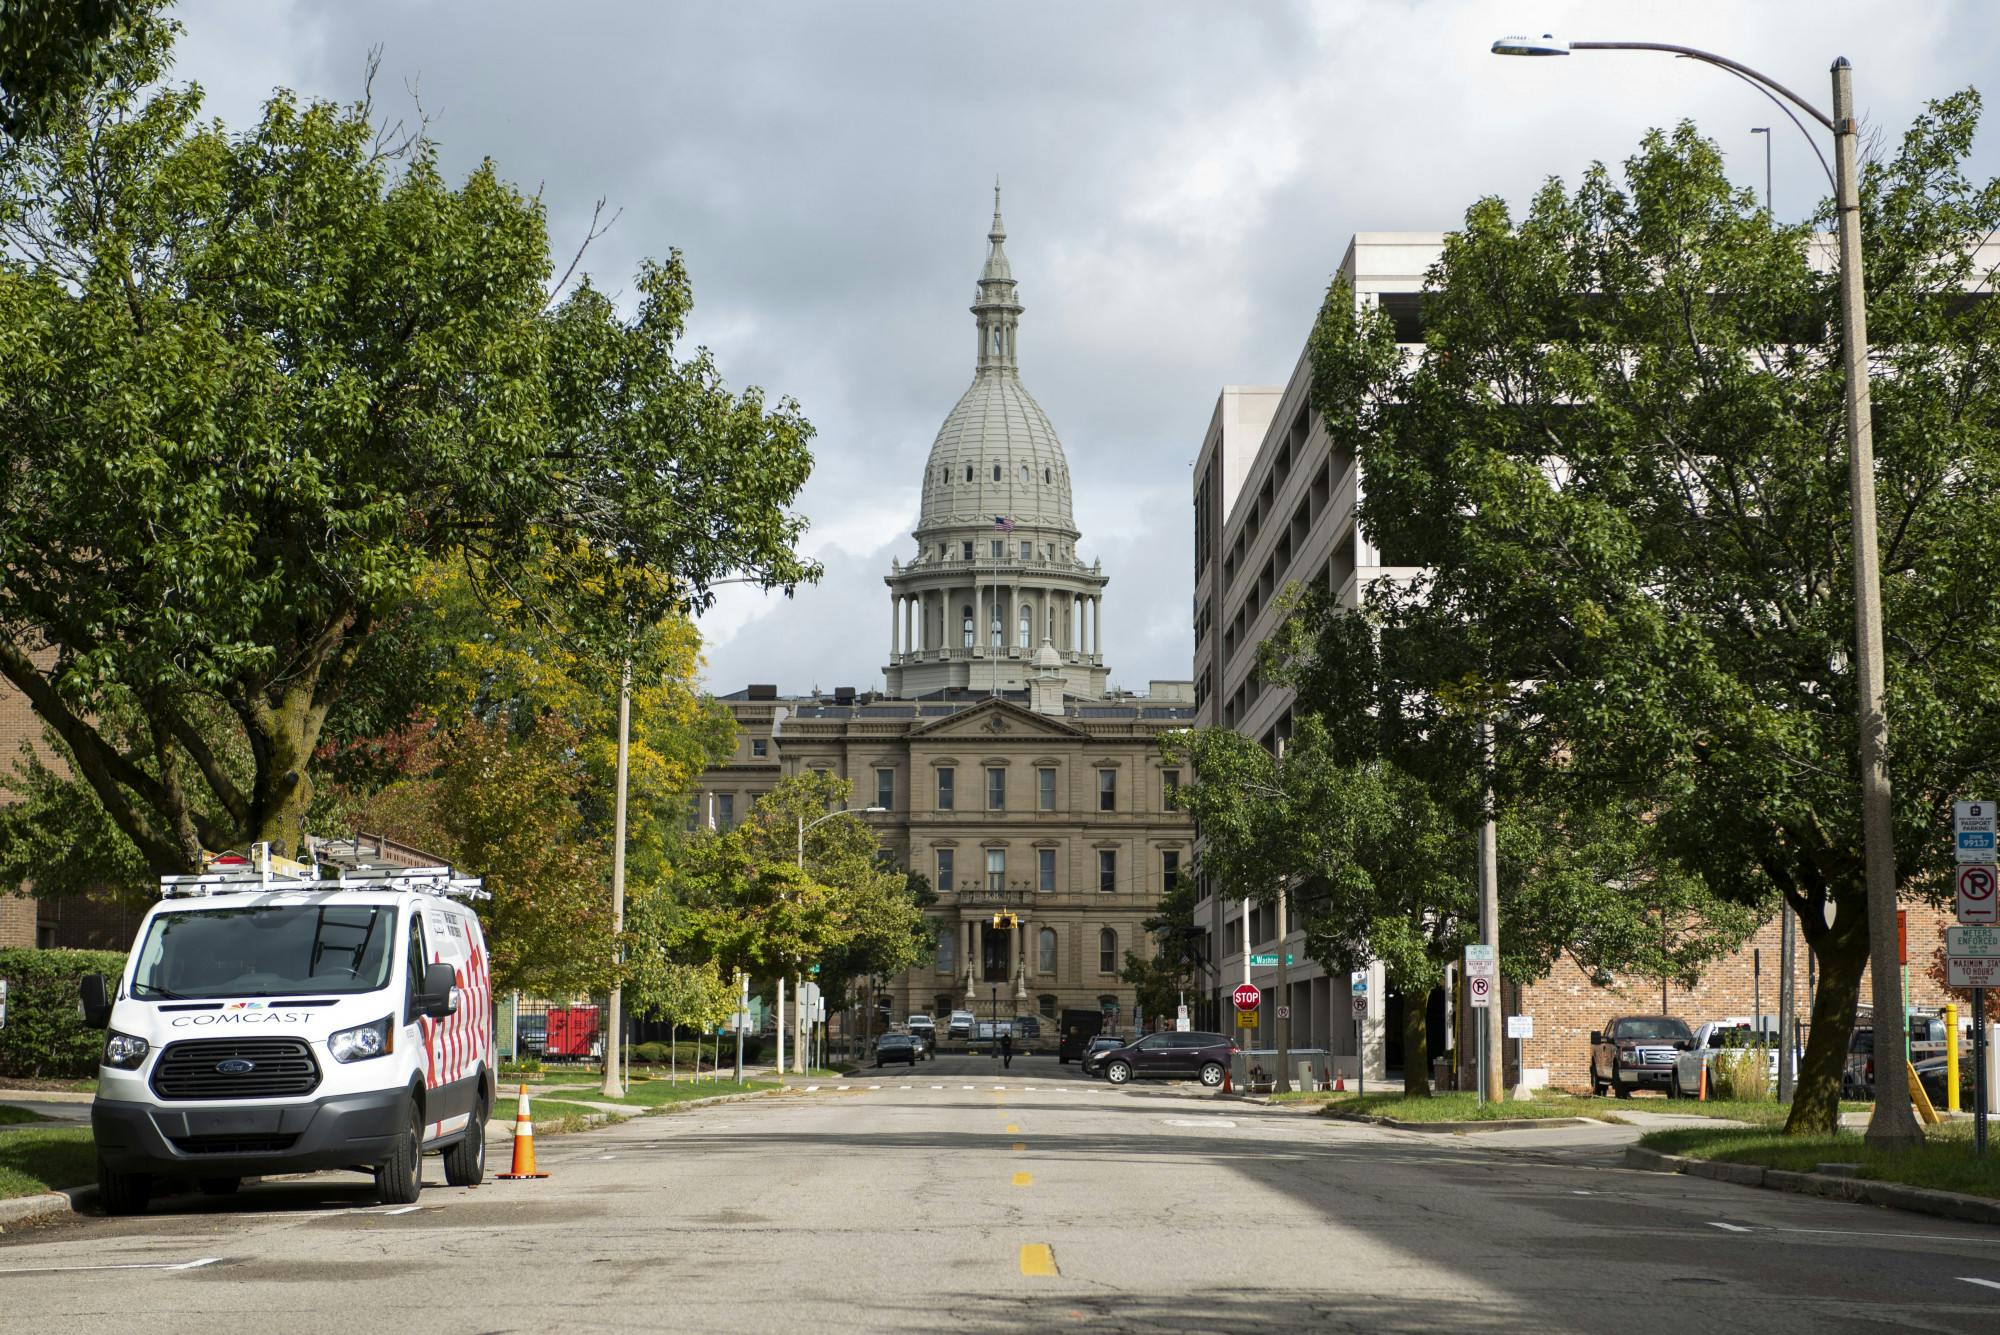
1098,928,1117,974
965,464,974,483
937,926,955,974
962,606,974,648
1019,605,1032,648
1044,467,1051,483
992,463,1002,482
1038,927,1057,974
1038,993,1058,1020
1020,463,1030,484
990,605,1003,648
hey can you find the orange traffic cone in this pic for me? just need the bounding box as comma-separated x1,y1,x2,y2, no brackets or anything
1335,1070,1345,1092
1222,1064,1234,1094
1697,1063,1708,1103
497,1083,550,1180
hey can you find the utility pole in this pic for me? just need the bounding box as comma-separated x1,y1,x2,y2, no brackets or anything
1831,60,1919,1149
1477,717,1502,1103
734,970,746,1084
601,662,631,1100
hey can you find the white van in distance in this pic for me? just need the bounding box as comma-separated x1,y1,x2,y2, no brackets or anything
80,843,496,1213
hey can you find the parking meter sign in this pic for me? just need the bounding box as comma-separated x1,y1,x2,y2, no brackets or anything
1958,863,2000,925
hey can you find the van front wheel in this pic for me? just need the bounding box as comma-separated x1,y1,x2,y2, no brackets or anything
374,1100,423,1206
97,1158,150,1216
443,1097,487,1187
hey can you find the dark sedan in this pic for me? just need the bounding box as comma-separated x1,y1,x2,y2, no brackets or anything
874,1034,919,1067
1096,1032,1236,1088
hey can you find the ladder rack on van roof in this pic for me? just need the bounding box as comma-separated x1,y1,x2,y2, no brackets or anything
157,841,488,901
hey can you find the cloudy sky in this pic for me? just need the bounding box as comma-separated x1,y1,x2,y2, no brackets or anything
170,1,2000,695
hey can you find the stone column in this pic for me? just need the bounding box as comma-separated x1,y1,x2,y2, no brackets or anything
1095,596,1104,660
890,594,899,658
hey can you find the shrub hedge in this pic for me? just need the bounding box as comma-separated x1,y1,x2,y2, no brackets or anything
0,948,129,1079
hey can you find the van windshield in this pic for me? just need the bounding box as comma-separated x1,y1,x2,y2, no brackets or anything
132,905,396,1000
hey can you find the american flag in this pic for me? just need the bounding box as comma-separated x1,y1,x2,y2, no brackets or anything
993,515,1015,533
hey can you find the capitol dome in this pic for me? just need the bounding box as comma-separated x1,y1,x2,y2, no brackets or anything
914,191,1077,539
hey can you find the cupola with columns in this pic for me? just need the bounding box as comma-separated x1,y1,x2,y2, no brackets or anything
885,188,1110,702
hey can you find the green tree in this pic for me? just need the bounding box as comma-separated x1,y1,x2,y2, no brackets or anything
359,714,615,998
0,26,817,877
1120,861,1201,1023
0,0,154,138
1306,99,2000,1132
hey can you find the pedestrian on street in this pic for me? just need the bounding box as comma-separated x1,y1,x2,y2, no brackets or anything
1000,1032,1014,1069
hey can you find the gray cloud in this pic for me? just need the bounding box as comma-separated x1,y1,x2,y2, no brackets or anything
171,1,2000,694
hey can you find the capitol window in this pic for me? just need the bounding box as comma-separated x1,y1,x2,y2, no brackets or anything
962,541,973,559
965,465,973,482
1044,467,1051,483
962,606,974,647
1020,463,1030,484
992,463,1002,482
1018,606,1032,648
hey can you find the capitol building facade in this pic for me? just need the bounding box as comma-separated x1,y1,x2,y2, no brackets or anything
694,193,1193,1037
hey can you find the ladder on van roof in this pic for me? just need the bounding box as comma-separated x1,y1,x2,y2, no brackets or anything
157,840,488,901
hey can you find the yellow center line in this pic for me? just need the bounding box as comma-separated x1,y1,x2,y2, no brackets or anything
1011,1142,1026,1152
1012,1171,1033,1187
1005,1123,1019,1133
1019,1243,1059,1277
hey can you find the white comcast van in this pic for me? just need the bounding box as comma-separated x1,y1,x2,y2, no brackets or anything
80,844,497,1214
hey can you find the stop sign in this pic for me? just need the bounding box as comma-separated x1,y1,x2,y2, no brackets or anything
1232,983,1262,1011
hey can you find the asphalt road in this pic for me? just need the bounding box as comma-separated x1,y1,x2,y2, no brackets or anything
4,1055,1998,1333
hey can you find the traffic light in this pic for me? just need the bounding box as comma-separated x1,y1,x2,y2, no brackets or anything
989,912,1018,929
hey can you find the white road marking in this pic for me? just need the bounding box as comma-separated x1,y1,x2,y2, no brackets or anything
836,1084,850,1090
1707,1222,1752,1233
993,1085,1006,1090
962,1085,975,1090
0,1257,221,1276
1163,1118,1237,1128
382,1205,424,1216
1571,1190,1595,1196
804,1085,820,1092
1959,1278,2000,1292
931,1085,944,1089
869,1084,881,1090
900,1084,912,1089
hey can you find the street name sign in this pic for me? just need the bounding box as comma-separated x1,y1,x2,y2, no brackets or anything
1957,863,1999,926
1232,982,1262,1011
1248,954,1295,967
1947,926,2000,988
1506,1015,1533,1039
1468,975,1494,1008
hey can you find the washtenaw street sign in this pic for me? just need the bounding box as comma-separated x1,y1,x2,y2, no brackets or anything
1958,863,2000,926
1468,975,1494,1008
1248,954,1294,967
1232,983,1262,1011
1947,925,2000,988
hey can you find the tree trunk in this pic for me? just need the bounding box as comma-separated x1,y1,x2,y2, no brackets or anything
1403,986,1432,1097
1784,899,1869,1135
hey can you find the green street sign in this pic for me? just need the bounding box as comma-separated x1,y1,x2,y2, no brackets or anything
1248,954,1294,967
808,964,820,976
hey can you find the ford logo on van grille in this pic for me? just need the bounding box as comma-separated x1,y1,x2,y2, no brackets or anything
215,1059,256,1074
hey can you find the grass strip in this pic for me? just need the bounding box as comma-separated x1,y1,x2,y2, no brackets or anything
0,1127,96,1199
1638,1121,2000,1200
0,1104,53,1126
538,1079,775,1108
492,1098,621,1135
1313,1091,1611,1122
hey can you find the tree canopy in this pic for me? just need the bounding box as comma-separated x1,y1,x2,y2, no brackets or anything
0,26,818,876
1305,96,2000,1131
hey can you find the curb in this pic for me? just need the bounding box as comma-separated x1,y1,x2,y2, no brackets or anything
0,1182,94,1229
1324,1111,1598,1134
1623,1145,2000,1226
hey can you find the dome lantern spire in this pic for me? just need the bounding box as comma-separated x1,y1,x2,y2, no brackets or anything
973,178,1021,374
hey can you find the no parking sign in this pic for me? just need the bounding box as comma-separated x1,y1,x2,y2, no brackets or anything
1958,862,1999,925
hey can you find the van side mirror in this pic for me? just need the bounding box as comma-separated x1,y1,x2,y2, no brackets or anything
1588,1030,1603,1047
79,974,112,1030
417,962,459,1020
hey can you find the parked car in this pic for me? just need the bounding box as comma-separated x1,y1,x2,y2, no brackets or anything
874,1034,919,1067
947,1010,976,1041
1670,1019,1782,1099
515,1013,548,1058
1096,1032,1236,1088
908,1032,929,1061
907,1014,937,1043
1843,1014,1953,1098
1914,1052,1972,1110
1589,1015,1694,1097
1080,1034,1130,1078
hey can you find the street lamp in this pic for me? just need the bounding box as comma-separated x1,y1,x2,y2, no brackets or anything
1492,35,1916,1146
786,804,886,1076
